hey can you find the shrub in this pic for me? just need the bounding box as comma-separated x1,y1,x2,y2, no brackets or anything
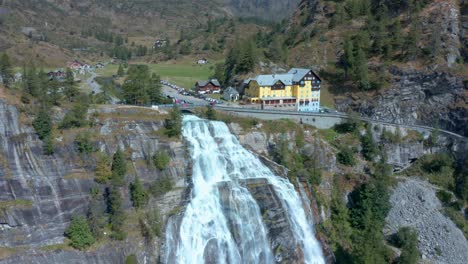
125,255,138,264
153,150,170,170
206,105,217,120
59,102,89,129
150,177,173,198
337,147,355,166
361,126,378,161
139,208,162,240
65,215,95,250
422,154,453,174
75,132,95,154
95,153,112,184
395,227,420,264
436,190,452,205
165,106,182,137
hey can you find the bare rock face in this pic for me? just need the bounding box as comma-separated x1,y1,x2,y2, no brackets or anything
336,68,467,137
0,100,189,263
385,179,468,263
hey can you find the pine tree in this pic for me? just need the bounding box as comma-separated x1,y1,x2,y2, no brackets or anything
165,105,182,137
148,73,162,104
130,177,148,209
343,38,355,78
25,64,39,97
64,68,79,101
117,64,125,77
37,68,49,98
43,135,54,155
355,47,370,90
65,215,95,250
206,105,217,120
405,21,421,60
0,53,13,87
106,187,126,240
32,108,52,140
392,19,403,53
111,148,127,186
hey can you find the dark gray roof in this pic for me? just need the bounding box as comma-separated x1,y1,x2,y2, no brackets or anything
224,87,239,95
197,79,220,87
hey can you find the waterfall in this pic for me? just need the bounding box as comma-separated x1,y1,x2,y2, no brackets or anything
164,115,325,264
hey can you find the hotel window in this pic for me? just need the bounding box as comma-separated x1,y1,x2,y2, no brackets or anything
300,80,305,87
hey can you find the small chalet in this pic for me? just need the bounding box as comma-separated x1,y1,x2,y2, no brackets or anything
223,87,239,101
67,60,83,70
195,79,221,94
197,58,208,65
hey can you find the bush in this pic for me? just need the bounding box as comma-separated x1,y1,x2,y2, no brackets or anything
361,126,378,161
95,153,112,184
395,227,420,264
75,132,95,154
59,102,89,129
65,215,95,250
150,177,173,198
153,150,170,170
436,190,452,205
125,255,138,264
422,154,453,174
337,147,355,166
139,208,162,240
165,106,182,137
206,105,217,120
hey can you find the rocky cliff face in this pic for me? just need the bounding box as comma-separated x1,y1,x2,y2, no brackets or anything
336,68,467,137
0,102,189,263
385,179,468,263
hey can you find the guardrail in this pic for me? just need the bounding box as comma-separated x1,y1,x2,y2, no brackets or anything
154,104,466,139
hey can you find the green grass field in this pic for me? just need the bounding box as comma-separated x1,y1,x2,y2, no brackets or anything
95,59,219,89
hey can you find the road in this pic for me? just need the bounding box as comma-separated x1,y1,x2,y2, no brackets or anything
86,71,120,104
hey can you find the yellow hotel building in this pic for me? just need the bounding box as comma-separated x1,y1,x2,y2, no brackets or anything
244,68,322,112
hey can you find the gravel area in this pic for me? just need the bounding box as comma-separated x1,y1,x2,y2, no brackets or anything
385,179,468,264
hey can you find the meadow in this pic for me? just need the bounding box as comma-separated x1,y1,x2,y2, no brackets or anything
95,58,218,89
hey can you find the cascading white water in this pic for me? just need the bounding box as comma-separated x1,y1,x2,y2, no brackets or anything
165,115,325,264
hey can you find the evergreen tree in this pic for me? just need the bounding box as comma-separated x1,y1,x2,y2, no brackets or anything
405,21,421,60
165,105,182,137
64,68,79,101
130,177,148,209
429,24,441,59
43,135,54,155
37,68,50,98
355,47,370,90
95,153,112,184
0,53,13,87
361,126,378,161
32,108,52,140
117,64,125,77
111,148,127,186
47,79,62,106
152,150,170,170
65,215,95,250
212,63,226,86
24,64,40,97
237,40,256,74
343,38,355,78
106,187,126,240
392,19,403,52
148,73,162,104
86,188,106,239
206,105,217,120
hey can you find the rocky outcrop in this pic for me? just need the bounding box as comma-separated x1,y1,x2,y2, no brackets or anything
0,101,189,263
336,68,467,137
385,179,468,263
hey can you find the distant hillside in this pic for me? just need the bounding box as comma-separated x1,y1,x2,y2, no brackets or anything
224,0,300,21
